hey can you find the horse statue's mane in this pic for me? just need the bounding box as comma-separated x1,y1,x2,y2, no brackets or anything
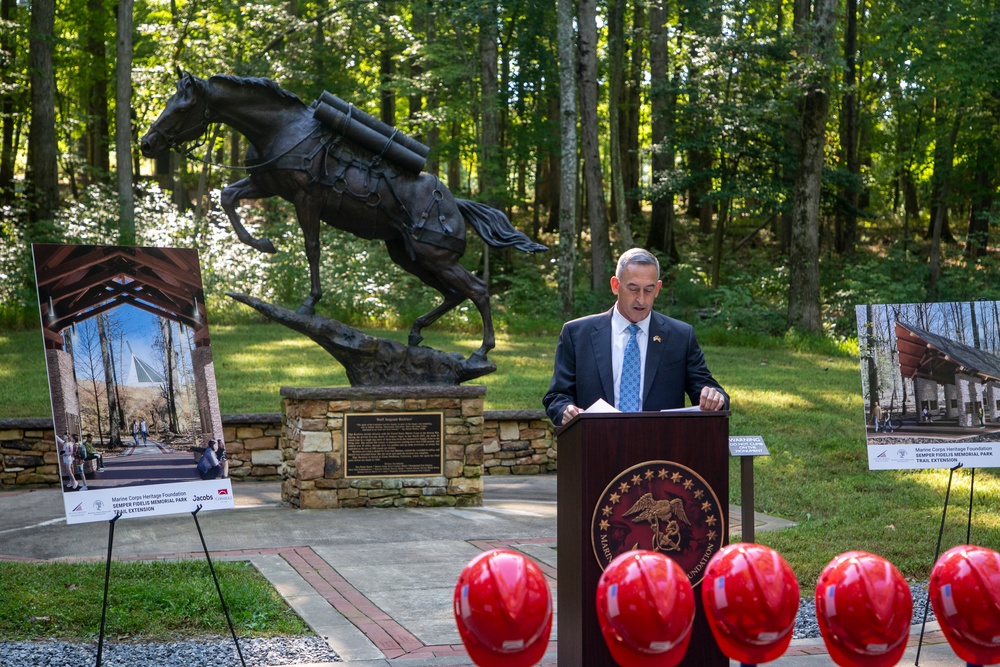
206,74,306,107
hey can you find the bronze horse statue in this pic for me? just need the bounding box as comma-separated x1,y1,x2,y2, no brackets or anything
140,73,546,361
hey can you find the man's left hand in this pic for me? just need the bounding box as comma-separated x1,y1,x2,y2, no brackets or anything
699,386,726,411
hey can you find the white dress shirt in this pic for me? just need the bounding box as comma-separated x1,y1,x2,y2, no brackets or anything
611,307,652,411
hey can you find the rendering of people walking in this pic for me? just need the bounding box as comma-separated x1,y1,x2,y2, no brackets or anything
130,418,140,446
56,432,81,491
140,418,148,444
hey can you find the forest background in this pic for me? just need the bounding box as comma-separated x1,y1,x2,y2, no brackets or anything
1,0,1000,346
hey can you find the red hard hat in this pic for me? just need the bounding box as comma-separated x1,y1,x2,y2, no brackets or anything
815,551,913,667
595,550,695,667
929,544,1000,666
702,543,800,664
453,549,552,667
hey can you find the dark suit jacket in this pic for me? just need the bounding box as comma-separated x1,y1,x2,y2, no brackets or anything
542,308,728,426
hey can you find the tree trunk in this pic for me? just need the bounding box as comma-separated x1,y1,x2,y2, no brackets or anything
26,0,59,233
544,92,560,233
970,301,981,349
624,0,644,223
97,315,122,447
646,1,678,261
116,0,135,244
578,0,612,290
835,0,858,255
447,121,461,192
557,0,578,320
607,0,633,249
779,0,813,256
0,0,17,201
378,0,395,127
928,114,961,300
161,318,181,433
865,304,880,412
965,159,992,261
478,0,502,209
83,0,111,182
927,98,956,243
787,0,835,335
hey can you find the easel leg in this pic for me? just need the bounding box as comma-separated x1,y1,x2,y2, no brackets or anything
966,468,976,544
191,505,247,667
915,463,962,666
96,512,122,667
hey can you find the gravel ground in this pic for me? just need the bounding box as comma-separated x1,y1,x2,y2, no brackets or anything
792,583,932,639
0,636,340,667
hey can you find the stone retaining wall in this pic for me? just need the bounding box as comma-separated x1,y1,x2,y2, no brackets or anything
0,409,556,490
482,410,557,474
0,419,60,487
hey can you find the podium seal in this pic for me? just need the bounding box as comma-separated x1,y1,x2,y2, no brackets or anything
591,459,724,584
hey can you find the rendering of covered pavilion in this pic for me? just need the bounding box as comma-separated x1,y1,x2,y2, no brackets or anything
33,244,222,442
896,320,1000,427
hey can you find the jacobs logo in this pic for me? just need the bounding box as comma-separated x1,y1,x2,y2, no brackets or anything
591,459,724,586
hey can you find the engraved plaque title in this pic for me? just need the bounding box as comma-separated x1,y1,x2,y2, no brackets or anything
344,412,444,478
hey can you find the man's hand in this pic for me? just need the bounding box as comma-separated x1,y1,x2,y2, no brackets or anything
699,386,726,411
562,404,581,424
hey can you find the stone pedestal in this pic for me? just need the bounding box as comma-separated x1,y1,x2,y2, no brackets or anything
280,386,485,509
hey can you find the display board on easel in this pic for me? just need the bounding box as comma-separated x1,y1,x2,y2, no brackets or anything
857,300,1000,471
33,243,234,525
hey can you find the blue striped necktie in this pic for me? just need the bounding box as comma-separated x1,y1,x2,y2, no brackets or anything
619,324,641,412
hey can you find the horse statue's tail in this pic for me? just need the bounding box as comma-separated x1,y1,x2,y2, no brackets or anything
456,199,548,253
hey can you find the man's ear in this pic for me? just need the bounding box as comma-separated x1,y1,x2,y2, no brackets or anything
610,275,620,295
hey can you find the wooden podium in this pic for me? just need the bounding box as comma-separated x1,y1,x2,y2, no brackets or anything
557,411,730,667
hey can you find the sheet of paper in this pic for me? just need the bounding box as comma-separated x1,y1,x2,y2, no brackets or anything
660,406,703,412
585,398,620,413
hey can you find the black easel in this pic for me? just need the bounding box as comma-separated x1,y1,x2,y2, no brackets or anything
191,504,247,667
95,512,121,667
914,463,977,666
95,506,247,667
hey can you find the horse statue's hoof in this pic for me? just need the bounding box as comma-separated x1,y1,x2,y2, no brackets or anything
469,351,491,364
257,238,277,254
408,333,424,347
459,351,496,382
296,304,316,316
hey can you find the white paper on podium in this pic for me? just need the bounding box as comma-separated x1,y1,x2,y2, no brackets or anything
585,398,620,413
660,406,703,412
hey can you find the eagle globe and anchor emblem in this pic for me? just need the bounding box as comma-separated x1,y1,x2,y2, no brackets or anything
591,460,724,585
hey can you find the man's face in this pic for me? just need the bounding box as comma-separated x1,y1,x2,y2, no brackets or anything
611,262,662,323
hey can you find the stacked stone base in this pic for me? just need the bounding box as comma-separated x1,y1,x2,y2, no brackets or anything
280,386,485,509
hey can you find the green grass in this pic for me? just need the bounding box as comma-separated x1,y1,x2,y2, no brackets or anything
0,560,309,641
4,322,1000,599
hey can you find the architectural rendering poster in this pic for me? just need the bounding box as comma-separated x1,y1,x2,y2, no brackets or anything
33,244,233,524
858,301,1000,471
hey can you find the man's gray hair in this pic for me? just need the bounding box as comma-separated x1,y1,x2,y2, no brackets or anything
615,248,660,279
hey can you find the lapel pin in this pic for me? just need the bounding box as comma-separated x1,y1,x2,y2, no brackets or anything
653,336,661,343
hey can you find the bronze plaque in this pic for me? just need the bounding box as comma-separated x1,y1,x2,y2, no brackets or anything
591,460,724,585
344,412,444,478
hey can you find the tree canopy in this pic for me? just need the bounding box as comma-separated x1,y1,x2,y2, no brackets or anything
1,0,999,337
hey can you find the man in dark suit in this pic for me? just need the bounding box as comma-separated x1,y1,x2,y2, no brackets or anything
543,248,728,426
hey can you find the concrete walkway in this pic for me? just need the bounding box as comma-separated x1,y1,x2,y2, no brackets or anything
0,476,964,666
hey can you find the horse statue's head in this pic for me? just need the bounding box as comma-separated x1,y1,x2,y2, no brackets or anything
140,71,212,158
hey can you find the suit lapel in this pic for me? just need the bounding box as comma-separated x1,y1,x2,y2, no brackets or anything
643,312,669,400
591,309,615,403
